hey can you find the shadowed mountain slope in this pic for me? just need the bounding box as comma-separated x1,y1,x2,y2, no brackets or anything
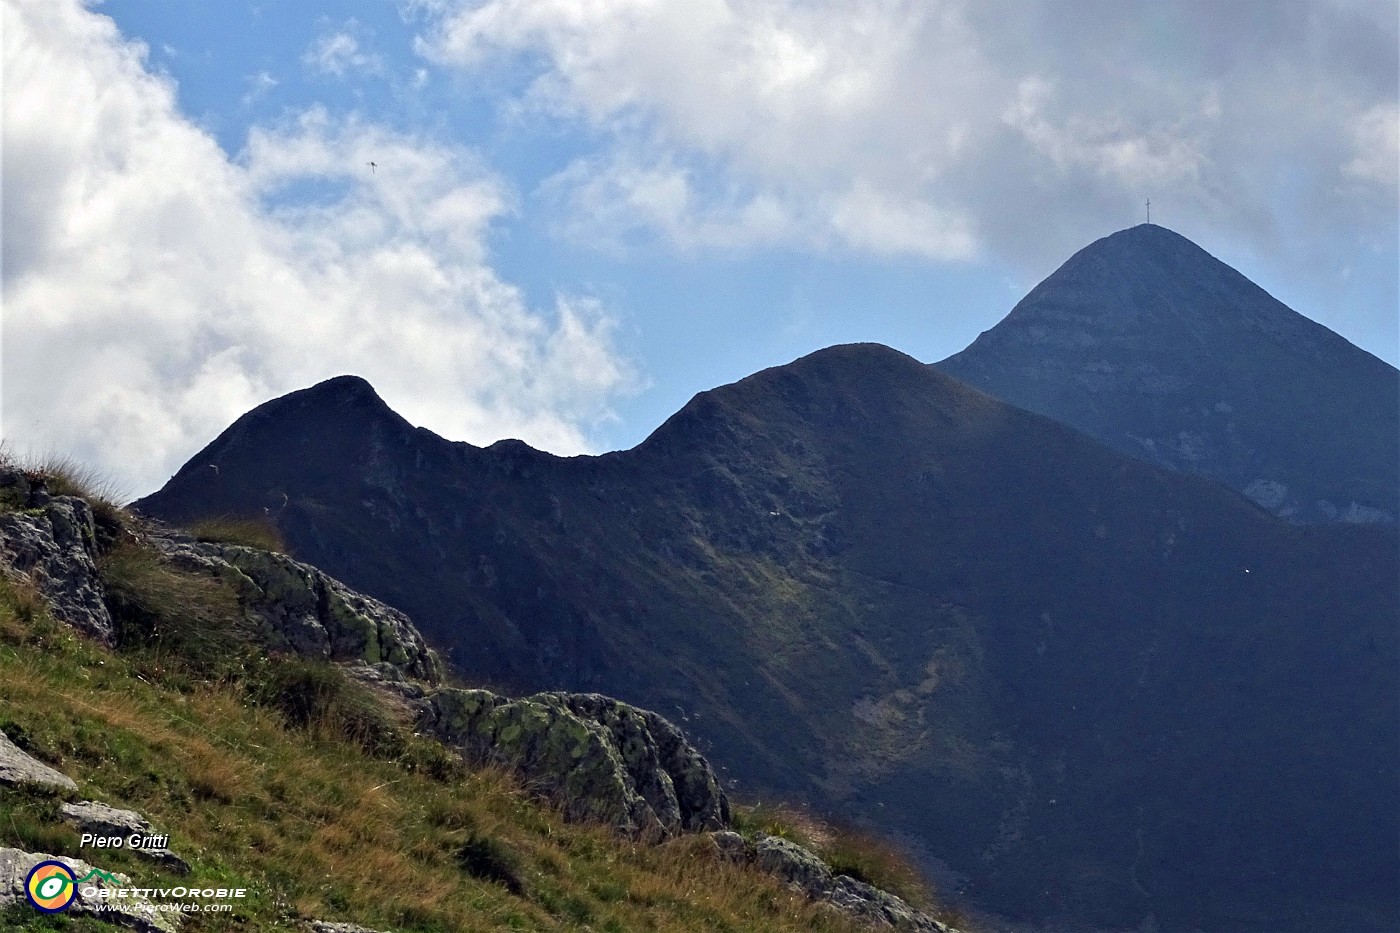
937,224,1399,524
137,347,1399,932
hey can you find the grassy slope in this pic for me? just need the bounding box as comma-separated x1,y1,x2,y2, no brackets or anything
0,471,946,932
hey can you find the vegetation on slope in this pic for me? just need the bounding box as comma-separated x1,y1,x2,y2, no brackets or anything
0,455,947,932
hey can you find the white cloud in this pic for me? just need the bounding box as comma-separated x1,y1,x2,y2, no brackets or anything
242,69,278,106
2,0,635,498
303,20,384,77
1343,103,1399,188
416,0,1398,272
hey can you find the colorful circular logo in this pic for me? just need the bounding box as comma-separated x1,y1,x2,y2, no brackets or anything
25,860,77,913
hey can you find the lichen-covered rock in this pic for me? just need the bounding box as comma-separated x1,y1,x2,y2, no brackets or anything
0,730,78,793
753,833,834,896
60,801,189,874
423,688,658,836
709,829,748,861
734,832,957,932
0,846,180,932
551,693,730,832
826,875,953,932
421,688,729,838
0,491,115,644
147,532,441,682
340,660,427,700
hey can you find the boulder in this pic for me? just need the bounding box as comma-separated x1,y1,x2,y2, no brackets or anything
0,490,115,644
0,846,179,932
421,689,729,838
709,829,748,861
827,875,953,932
309,923,395,933
0,730,77,793
752,833,833,897
551,693,730,832
339,660,427,701
726,832,957,932
147,532,441,682
60,801,189,874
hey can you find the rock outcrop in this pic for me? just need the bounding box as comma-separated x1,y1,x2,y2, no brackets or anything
420,688,729,838
713,831,956,932
0,470,115,644
0,846,180,932
147,531,442,683
59,801,190,874
0,729,78,793
753,833,834,894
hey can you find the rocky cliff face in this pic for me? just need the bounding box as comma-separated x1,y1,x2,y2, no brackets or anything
937,224,1399,524
0,471,115,643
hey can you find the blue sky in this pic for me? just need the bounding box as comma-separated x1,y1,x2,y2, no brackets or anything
4,0,1397,496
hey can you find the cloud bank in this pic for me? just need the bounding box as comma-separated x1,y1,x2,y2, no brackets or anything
417,0,1398,273
3,0,635,497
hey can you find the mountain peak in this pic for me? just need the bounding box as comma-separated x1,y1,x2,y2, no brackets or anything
1004,224,1288,336
137,374,415,517
292,373,387,408
937,227,1399,523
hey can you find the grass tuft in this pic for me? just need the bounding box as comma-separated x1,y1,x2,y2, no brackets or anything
99,542,252,681
456,833,527,896
821,823,935,909
0,444,130,532
731,801,937,909
248,657,405,759
189,515,287,553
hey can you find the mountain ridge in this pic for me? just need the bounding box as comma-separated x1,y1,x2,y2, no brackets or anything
1,460,957,932
137,335,1399,932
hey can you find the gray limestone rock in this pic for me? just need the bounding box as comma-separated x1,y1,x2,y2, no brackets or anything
739,832,957,932
309,923,395,933
827,874,952,931
0,846,179,932
0,493,115,644
709,830,748,861
340,660,427,701
146,532,442,682
752,833,833,897
421,688,729,839
59,801,190,874
551,693,730,832
0,730,77,793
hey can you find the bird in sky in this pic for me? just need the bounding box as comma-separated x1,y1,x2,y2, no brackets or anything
367,161,377,173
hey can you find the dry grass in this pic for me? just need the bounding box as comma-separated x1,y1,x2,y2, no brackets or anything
189,515,287,553
731,800,938,910
0,576,871,932
6,448,130,523
821,823,936,910
0,574,47,641
98,541,251,679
